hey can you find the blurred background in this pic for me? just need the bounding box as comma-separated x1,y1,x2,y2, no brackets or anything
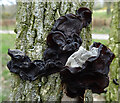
0,0,114,101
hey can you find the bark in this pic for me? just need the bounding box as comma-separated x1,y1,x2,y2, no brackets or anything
106,2,120,102
9,1,94,102
118,2,120,102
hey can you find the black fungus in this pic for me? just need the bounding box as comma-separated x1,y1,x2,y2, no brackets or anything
7,7,115,99
60,42,115,98
8,7,92,81
7,49,46,81
76,7,92,27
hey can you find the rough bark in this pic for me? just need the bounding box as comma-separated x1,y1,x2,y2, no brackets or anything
118,2,120,102
106,2,119,102
9,1,94,102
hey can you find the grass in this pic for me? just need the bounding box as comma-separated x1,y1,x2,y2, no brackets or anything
92,10,112,34
0,25,15,30
92,26,110,34
1,33,16,102
2,34,16,65
92,39,108,45
93,10,112,19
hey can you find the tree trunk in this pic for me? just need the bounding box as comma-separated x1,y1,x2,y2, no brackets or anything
106,2,120,102
10,1,94,102
118,2,120,102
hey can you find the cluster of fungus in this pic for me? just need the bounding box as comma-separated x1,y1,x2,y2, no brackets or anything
7,7,115,99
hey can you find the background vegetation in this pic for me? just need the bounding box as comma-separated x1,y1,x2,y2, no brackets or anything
1,33,16,101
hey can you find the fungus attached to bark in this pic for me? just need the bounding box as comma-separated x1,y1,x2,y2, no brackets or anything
60,42,115,98
7,7,115,99
7,49,46,81
8,7,92,81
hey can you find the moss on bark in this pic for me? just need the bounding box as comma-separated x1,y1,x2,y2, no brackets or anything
106,2,120,102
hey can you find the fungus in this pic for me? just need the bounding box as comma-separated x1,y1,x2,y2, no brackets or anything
7,7,115,99
60,42,115,98
7,49,46,81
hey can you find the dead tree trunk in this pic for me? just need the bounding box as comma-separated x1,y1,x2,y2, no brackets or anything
9,1,94,102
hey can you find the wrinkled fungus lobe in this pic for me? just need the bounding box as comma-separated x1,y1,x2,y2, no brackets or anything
60,42,115,98
8,7,91,81
7,7,115,99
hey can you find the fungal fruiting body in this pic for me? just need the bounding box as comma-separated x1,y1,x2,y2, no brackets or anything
7,7,92,81
61,42,115,98
7,7,115,99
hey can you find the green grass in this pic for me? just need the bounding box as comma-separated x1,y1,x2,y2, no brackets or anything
92,26,110,34
2,34,16,53
2,34,16,65
93,10,112,19
92,39,108,45
1,33,16,101
92,10,112,34
0,25,15,30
